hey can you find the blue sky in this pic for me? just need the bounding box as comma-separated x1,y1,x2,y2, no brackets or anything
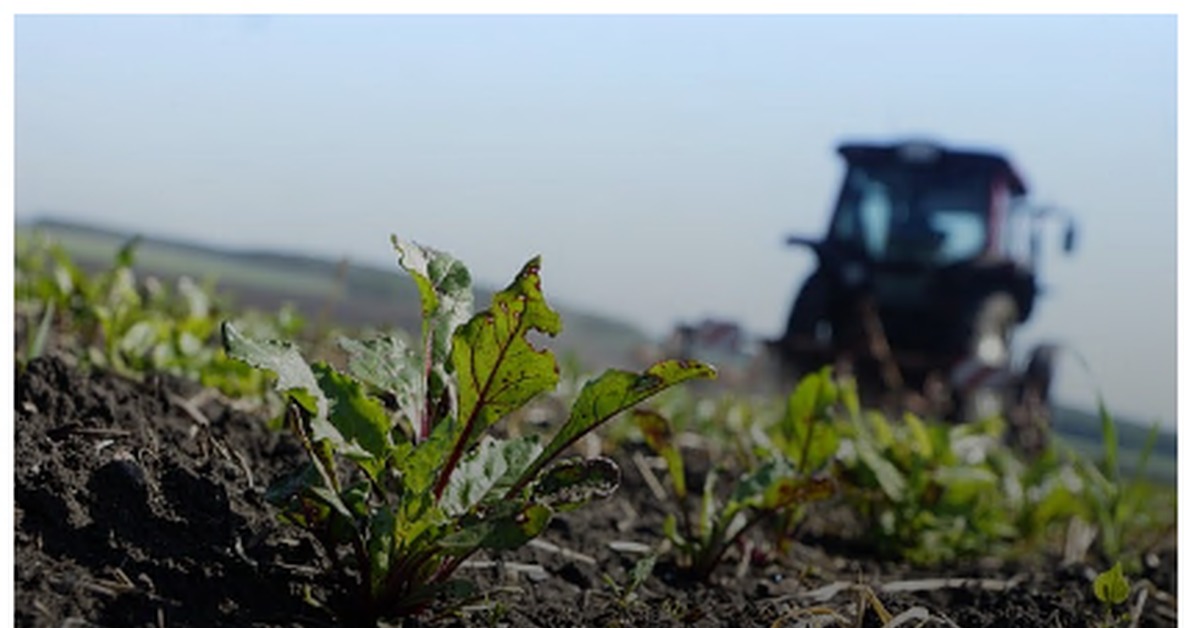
13,14,1177,426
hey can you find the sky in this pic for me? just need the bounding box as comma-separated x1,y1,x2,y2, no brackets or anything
11,14,1179,427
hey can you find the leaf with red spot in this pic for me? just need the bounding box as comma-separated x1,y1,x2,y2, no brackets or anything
432,257,562,497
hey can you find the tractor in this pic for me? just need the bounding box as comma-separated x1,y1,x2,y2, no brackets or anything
774,140,1076,454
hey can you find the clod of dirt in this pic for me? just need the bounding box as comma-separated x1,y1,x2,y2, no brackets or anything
15,355,331,627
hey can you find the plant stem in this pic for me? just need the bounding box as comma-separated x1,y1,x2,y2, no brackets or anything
432,317,524,499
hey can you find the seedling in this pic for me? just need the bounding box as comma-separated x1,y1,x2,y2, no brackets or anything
224,237,713,624
1069,402,1168,567
601,551,658,608
14,233,282,397
634,370,835,581
831,379,1023,564
1093,562,1131,627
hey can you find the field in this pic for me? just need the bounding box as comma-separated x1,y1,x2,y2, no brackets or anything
13,220,1178,627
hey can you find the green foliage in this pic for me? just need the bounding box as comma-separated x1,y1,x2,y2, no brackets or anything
14,232,297,397
833,382,1024,564
601,551,658,607
1093,562,1131,605
224,238,714,622
634,370,836,581
1093,562,1132,628
1064,402,1171,568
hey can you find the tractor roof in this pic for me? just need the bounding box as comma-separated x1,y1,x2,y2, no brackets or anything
837,141,1028,196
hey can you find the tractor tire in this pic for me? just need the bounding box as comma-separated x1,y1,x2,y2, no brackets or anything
785,272,830,341
779,272,832,379
1007,345,1058,456
967,292,1019,367
957,292,1019,423
1009,386,1051,456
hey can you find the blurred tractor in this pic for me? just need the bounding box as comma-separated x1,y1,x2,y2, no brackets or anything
774,140,1076,454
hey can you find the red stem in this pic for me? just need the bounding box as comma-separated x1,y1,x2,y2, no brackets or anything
432,314,523,500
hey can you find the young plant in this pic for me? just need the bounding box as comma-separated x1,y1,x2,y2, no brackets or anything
13,233,283,397
223,237,714,624
761,368,843,544
832,379,1023,564
600,551,658,608
1067,402,1171,568
634,370,835,581
1093,562,1132,627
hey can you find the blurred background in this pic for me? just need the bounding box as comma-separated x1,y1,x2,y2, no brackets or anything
13,14,1176,429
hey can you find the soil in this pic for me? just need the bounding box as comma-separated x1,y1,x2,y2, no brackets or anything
14,355,1178,627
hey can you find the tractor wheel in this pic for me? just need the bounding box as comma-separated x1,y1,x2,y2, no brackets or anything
780,272,832,379
957,292,1019,423
967,292,1018,367
785,272,830,341
1009,386,1051,456
1007,345,1058,457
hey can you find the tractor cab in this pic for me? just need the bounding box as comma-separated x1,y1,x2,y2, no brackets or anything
828,142,1024,269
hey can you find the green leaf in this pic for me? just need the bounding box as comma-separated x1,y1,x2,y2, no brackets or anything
177,330,204,357
264,463,324,507
400,416,454,496
531,457,621,510
633,409,686,498
903,413,934,460
839,378,862,418
443,436,515,516
222,321,327,418
440,502,553,551
451,256,562,457
481,503,553,550
120,320,159,356
309,484,356,523
313,363,393,475
663,513,686,547
367,508,398,596
494,436,544,495
933,466,998,506
26,301,55,361
764,474,837,510
726,458,833,514
394,237,474,437
868,412,896,450
855,439,907,502
339,335,424,436
1093,563,1131,605
1032,483,1084,528
517,359,716,491
626,551,657,597
1098,401,1120,483
393,237,474,367
699,469,718,542
727,458,787,512
177,275,211,320
115,236,140,268
786,369,836,433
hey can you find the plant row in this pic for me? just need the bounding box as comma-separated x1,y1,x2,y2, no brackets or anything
13,232,1173,626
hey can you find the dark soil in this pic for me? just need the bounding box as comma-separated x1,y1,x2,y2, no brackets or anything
14,355,1178,627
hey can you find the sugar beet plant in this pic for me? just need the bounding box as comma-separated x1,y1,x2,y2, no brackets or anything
634,370,836,581
14,232,290,397
223,237,714,624
830,379,1025,565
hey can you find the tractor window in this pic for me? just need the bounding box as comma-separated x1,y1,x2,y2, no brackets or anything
832,170,896,257
830,163,989,264
859,181,891,256
922,186,987,263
